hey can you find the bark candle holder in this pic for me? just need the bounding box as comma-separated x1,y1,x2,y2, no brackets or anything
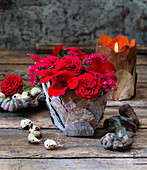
96,34,137,100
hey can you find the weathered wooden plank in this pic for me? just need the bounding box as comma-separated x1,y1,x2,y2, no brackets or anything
0,129,146,158
36,43,147,54
107,100,147,108
0,50,34,64
136,83,147,89
137,55,147,65
136,44,147,54
135,89,147,100
0,50,146,65
0,50,47,64
36,43,96,54
0,158,147,170
0,65,29,73
0,105,55,129
137,65,147,75
0,104,146,129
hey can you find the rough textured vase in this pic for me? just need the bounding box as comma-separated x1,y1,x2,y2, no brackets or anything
42,83,109,137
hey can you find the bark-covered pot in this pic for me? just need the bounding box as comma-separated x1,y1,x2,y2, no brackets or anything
42,83,109,137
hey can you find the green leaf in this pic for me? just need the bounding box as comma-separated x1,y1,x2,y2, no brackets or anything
57,49,64,59
100,91,104,96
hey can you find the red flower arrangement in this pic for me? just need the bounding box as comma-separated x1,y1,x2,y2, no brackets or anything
28,44,117,100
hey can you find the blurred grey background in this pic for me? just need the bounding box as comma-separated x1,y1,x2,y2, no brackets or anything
0,0,147,49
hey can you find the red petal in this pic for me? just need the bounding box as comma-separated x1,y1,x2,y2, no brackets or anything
27,54,42,62
91,57,103,73
64,47,80,56
88,57,115,74
101,62,115,73
39,76,53,83
55,71,76,82
64,47,79,51
37,69,55,76
97,73,108,79
105,73,117,82
85,66,97,74
54,60,65,72
68,77,79,89
48,84,67,98
52,44,65,56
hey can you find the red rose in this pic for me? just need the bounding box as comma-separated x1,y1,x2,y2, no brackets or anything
75,73,102,100
59,56,83,75
43,55,59,68
1,74,23,96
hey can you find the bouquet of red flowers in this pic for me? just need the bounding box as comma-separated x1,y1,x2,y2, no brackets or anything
28,44,117,100
28,44,117,136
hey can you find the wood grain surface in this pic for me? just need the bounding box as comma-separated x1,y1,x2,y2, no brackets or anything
0,158,147,170
0,50,147,170
35,43,147,54
0,128,147,158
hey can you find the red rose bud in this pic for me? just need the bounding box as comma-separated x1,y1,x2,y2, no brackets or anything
1,74,23,96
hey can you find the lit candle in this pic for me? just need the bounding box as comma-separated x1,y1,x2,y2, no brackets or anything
114,42,118,52
96,34,137,100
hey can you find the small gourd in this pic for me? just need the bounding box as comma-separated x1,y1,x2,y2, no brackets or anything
12,93,21,99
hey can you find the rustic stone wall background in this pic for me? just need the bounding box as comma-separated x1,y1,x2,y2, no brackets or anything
0,0,147,49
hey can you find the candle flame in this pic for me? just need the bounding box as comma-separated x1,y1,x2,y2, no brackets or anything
114,42,118,52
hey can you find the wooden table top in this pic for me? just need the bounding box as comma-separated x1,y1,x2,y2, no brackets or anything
0,50,147,170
